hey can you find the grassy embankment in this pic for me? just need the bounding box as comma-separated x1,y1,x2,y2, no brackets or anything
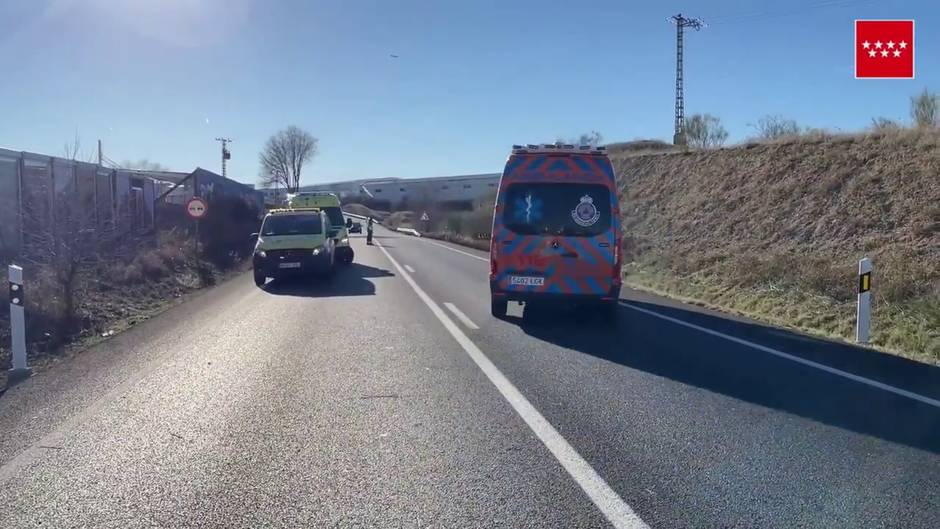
383,131,939,363
0,230,250,389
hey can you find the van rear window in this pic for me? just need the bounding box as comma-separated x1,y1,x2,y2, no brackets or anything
502,183,611,237
322,206,345,228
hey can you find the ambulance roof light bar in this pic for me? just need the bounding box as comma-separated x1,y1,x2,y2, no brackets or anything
511,143,606,155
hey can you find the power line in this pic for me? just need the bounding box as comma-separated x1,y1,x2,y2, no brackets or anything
669,14,705,146
101,155,122,169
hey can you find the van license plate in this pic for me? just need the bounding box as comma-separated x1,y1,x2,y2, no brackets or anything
510,276,544,286
278,262,301,269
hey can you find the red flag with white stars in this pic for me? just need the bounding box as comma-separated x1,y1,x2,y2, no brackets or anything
855,20,914,79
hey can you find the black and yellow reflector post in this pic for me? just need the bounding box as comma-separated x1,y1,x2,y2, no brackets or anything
856,258,873,344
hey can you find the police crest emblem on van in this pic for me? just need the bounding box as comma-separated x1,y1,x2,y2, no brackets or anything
571,195,600,227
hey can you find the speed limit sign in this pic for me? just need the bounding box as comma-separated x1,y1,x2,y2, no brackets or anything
186,197,208,220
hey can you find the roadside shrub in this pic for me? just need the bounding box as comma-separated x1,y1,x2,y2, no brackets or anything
870,117,902,132
27,267,67,322
138,251,169,280
445,214,464,234
910,88,938,128
683,113,729,149
119,263,144,285
755,115,800,140
157,245,184,270
199,196,261,268
194,260,216,287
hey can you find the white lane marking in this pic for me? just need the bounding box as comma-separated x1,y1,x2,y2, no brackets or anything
375,239,648,529
404,233,940,409
444,302,480,330
423,239,489,262
624,302,940,410
404,264,416,274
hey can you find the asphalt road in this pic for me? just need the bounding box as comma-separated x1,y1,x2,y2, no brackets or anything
0,224,938,528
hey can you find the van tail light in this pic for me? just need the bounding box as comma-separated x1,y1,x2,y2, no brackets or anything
612,236,622,286
490,244,498,280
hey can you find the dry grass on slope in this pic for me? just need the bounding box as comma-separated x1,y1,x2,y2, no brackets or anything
343,203,385,220
612,128,940,363
382,211,416,230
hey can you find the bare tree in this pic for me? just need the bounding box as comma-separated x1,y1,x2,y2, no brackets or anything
63,131,95,162
910,88,938,128
754,115,800,139
577,131,603,146
555,131,604,147
22,187,114,336
259,126,318,193
870,117,902,131
684,114,729,149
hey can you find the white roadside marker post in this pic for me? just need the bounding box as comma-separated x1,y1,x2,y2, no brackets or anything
8,264,32,383
856,257,873,344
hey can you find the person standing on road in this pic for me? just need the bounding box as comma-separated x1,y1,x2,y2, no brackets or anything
366,217,374,245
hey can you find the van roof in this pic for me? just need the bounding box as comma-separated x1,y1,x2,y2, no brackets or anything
511,143,607,155
289,191,339,198
267,207,322,215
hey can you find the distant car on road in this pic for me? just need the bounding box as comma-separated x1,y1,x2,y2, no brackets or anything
489,143,622,323
349,221,362,233
252,208,336,286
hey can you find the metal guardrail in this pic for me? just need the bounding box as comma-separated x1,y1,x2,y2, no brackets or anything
342,211,369,220
396,228,422,237
342,211,420,237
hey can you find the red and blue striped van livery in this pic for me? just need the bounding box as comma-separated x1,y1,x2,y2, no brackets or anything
489,144,621,321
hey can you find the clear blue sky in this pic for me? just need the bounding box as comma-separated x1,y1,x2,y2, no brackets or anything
0,0,936,186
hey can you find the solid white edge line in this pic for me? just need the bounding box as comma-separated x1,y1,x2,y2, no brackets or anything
407,234,940,409
443,302,480,330
623,302,940,410
404,264,416,274
422,238,490,262
375,239,648,529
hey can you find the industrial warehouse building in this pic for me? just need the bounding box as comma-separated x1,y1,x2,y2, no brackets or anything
0,147,263,256
261,173,501,209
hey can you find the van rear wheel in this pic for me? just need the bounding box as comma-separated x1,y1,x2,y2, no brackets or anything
491,298,508,318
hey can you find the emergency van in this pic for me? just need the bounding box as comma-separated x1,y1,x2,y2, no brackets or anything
252,208,336,286
489,143,622,323
287,192,354,265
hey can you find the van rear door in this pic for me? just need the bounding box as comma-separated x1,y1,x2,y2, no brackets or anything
496,181,616,297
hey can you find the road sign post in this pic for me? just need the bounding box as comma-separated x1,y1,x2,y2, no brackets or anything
8,264,31,384
856,257,873,344
186,197,209,255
